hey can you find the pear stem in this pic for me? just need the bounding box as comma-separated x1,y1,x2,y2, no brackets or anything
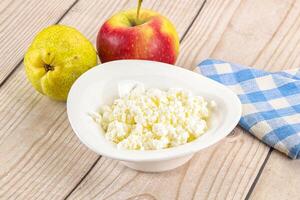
136,0,143,24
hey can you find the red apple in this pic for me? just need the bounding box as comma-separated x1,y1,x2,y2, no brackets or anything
97,9,179,64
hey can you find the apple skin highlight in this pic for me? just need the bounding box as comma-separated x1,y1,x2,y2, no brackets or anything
97,9,179,64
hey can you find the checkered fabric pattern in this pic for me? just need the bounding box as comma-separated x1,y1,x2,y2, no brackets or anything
196,59,300,159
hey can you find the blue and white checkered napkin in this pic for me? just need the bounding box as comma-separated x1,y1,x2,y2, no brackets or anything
196,59,300,159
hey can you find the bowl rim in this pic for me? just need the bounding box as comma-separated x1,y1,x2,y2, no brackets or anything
67,59,242,162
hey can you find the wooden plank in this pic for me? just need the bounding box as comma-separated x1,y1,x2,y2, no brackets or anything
0,0,206,199
67,128,268,200
177,0,297,70
0,0,78,84
250,151,300,200
247,1,300,199
67,0,297,199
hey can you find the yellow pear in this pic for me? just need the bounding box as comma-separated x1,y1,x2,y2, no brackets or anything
24,25,97,101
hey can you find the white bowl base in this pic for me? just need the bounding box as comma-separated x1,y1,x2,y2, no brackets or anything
120,154,194,172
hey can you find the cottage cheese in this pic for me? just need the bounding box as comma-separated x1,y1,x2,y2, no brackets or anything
95,84,215,150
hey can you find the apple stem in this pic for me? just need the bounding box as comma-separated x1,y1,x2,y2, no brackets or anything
136,0,143,24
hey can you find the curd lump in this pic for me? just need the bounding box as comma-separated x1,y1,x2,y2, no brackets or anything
96,85,215,150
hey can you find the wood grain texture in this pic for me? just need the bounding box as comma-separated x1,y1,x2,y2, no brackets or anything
250,151,300,200
68,0,299,199
247,1,300,199
0,0,205,199
177,0,297,69
0,0,77,84
67,128,268,200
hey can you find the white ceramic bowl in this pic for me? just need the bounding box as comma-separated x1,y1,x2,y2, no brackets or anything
67,60,242,172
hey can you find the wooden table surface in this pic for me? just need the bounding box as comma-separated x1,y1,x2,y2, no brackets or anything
1,0,300,199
